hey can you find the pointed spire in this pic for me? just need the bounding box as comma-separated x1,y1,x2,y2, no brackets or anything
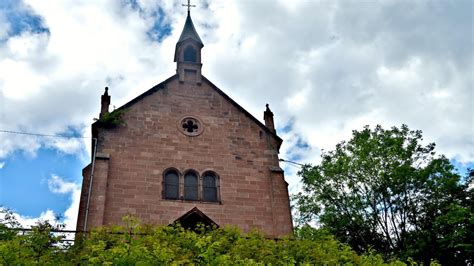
176,12,203,49
177,0,201,47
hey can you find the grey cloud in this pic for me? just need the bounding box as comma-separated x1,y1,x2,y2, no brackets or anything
200,0,473,164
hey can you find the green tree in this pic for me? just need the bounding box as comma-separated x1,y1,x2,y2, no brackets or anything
294,125,473,264
0,208,69,264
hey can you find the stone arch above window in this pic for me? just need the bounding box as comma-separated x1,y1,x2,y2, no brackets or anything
163,168,180,200
184,170,199,201
183,45,197,62
202,171,219,202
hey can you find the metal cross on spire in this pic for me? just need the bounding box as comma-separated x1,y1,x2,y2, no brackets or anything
182,0,196,14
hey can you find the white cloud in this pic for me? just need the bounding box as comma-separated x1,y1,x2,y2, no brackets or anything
0,174,81,231
48,174,78,194
0,0,176,159
0,162,4,169
204,0,473,164
0,208,58,228
45,137,84,156
0,0,472,197
47,174,81,230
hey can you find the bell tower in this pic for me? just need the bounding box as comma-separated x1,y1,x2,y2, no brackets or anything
174,2,203,84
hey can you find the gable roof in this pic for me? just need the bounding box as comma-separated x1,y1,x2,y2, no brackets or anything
94,74,283,149
174,207,219,229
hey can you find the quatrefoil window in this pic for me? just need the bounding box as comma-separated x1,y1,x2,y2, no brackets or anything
182,119,198,133
178,116,204,137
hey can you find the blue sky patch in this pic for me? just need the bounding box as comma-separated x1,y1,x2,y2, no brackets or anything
0,0,49,39
450,158,474,182
278,119,311,162
59,126,86,139
286,136,311,162
279,119,295,134
147,8,172,42
0,147,83,217
120,0,140,11
120,0,172,42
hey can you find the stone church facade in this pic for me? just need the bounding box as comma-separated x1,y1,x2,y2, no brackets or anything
76,11,293,237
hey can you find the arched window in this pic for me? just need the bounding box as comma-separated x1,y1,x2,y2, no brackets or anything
202,172,218,202
164,170,179,200
184,171,198,201
183,46,197,62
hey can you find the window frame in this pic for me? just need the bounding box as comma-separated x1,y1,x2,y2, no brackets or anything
183,45,197,62
183,169,200,201
201,171,220,203
162,168,181,200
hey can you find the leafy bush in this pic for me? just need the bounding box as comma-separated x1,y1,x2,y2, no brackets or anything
0,213,410,265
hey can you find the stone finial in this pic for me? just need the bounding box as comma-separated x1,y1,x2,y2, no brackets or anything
264,103,275,133
100,87,111,118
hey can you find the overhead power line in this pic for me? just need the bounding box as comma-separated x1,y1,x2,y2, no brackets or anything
1,130,307,167
279,158,306,167
0,129,92,139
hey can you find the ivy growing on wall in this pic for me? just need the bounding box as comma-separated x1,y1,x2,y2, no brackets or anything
95,109,127,126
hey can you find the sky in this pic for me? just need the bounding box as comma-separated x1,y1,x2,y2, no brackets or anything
0,0,473,230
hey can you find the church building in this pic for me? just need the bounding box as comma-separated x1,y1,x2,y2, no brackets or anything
76,9,293,237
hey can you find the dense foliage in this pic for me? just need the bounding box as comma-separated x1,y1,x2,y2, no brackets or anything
0,212,410,265
95,109,127,126
294,125,473,265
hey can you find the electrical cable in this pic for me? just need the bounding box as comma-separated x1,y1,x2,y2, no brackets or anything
0,129,92,139
279,158,306,167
